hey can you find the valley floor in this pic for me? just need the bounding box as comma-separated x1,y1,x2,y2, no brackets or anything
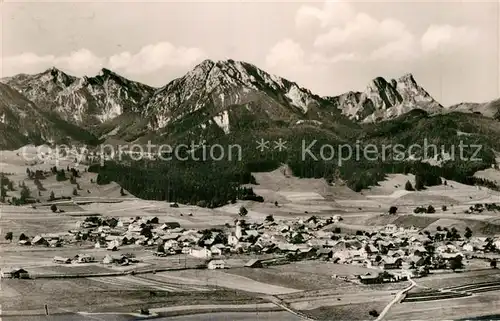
3,156,500,320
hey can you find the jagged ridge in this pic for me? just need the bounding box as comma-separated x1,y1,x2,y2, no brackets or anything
0,82,99,149
139,59,333,134
3,67,155,127
325,73,443,122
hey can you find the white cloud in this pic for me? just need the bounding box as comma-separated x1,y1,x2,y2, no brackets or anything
268,1,419,69
2,42,206,78
421,25,479,54
58,49,105,75
4,52,55,67
3,49,104,76
270,0,480,71
310,52,359,64
265,39,306,68
266,2,420,76
295,0,355,30
314,13,416,61
109,42,207,74
370,34,418,61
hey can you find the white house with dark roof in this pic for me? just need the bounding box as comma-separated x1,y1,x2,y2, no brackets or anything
207,259,225,270
189,247,212,259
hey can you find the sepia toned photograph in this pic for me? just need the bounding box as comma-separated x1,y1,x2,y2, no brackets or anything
1,0,500,320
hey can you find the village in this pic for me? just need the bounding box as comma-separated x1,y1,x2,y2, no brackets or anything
4,202,500,286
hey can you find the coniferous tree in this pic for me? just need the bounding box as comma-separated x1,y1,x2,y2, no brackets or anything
465,227,473,239
20,185,31,203
405,181,414,191
239,206,248,217
5,232,13,242
415,174,424,190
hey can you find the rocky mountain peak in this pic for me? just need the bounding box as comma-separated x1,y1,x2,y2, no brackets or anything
327,73,443,122
41,67,76,87
140,58,322,132
397,73,416,84
3,67,155,126
99,67,113,75
369,76,389,88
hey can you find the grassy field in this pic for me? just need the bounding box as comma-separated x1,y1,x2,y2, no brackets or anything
0,206,79,236
225,262,379,291
0,278,152,314
386,270,500,320
1,146,130,203
417,269,500,289
225,267,344,291
301,300,390,321
0,278,262,315
3,149,500,320
388,291,500,321
342,213,439,229
157,269,301,295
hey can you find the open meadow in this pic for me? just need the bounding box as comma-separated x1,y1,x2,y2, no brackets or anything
3,150,500,320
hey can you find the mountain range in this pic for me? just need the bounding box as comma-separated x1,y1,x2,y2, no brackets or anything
1,59,499,149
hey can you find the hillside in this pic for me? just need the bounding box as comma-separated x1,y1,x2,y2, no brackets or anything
325,73,443,122
2,59,500,207
2,59,498,147
0,83,99,149
97,59,357,143
448,98,500,119
2,67,155,128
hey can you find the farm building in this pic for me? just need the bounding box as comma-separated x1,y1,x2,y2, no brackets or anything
244,259,263,268
190,247,212,259
1,268,30,279
207,260,225,270
49,239,62,248
210,245,223,256
381,257,403,270
104,217,119,228
74,254,94,263
359,273,381,284
53,256,71,264
107,244,118,251
102,255,115,264
161,222,181,229
31,235,49,246
95,240,106,249
317,248,333,259
107,239,120,251
102,254,131,265
161,233,181,241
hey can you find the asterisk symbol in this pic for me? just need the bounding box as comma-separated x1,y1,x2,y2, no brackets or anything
274,138,287,151
256,138,270,152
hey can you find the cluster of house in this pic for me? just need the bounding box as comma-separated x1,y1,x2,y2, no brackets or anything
52,254,94,264
18,233,67,247
11,212,500,281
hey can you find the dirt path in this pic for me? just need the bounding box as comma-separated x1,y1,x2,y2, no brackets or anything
375,277,416,321
264,295,317,321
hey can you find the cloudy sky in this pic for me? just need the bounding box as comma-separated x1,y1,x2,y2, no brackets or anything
2,0,499,105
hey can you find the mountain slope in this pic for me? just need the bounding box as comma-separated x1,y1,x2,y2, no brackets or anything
100,59,356,143
2,67,155,127
325,73,443,122
448,98,500,119
0,82,100,149
142,59,342,129
3,60,498,150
